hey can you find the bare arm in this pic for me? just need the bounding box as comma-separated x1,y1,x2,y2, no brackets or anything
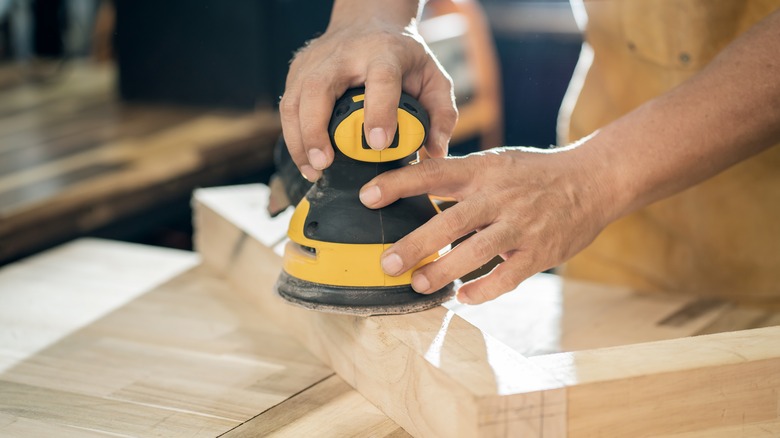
596,9,780,218
360,9,780,304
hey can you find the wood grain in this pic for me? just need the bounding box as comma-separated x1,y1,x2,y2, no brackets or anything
530,327,780,437
0,62,281,265
224,375,410,438
0,239,351,436
195,183,780,437
651,419,780,438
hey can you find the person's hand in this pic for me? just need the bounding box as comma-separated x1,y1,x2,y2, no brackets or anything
358,145,619,304
280,15,457,181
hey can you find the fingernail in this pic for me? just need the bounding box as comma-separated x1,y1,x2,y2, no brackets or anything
300,165,320,182
368,127,387,150
359,185,381,206
308,149,327,170
381,253,403,276
411,273,430,293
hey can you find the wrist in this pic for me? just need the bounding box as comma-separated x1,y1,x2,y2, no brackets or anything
563,131,632,227
329,0,422,31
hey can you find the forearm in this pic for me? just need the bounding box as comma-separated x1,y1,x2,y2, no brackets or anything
587,9,780,220
328,0,423,31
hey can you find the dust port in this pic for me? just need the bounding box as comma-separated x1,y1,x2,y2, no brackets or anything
290,242,317,258
300,245,317,255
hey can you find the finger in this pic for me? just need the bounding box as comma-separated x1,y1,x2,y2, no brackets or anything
280,89,321,181
364,59,403,150
457,254,533,304
416,71,458,158
298,75,340,171
358,157,475,208
409,225,515,294
379,199,493,277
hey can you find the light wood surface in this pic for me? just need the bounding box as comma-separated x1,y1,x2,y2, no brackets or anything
195,183,780,437
224,375,409,438
0,239,407,437
651,419,780,438
0,61,281,264
0,239,197,372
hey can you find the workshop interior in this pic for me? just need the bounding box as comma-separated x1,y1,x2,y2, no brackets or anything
0,0,581,263
2,0,778,436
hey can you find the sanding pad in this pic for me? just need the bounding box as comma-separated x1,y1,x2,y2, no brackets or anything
275,271,455,316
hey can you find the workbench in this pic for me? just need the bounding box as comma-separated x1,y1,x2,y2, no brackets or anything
0,62,280,265
1,185,778,437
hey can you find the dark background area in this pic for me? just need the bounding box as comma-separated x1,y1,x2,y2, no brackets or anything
483,1,581,148
114,0,581,148
6,0,581,147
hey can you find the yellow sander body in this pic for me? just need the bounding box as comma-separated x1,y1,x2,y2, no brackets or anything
275,88,454,315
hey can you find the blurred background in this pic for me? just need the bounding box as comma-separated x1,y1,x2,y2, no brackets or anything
0,0,581,265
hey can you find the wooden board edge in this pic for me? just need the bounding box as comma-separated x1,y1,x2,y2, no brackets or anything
193,187,568,437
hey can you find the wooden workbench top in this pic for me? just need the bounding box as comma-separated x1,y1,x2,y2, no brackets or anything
0,62,281,265
2,186,778,436
0,239,405,436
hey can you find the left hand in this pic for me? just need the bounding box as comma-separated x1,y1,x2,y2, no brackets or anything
358,146,618,304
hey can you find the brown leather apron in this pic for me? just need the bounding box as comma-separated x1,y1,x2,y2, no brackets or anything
560,0,780,306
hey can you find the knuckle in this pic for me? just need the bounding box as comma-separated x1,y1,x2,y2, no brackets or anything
441,207,471,238
417,159,446,185
402,234,429,261
440,105,459,124
427,261,454,288
280,96,299,116
300,122,320,140
368,60,401,84
523,242,544,267
373,30,399,47
301,76,326,95
374,170,400,193
473,233,500,261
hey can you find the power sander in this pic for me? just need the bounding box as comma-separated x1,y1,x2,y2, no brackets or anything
274,87,455,316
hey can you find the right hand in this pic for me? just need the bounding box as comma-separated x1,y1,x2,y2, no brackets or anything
280,18,458,181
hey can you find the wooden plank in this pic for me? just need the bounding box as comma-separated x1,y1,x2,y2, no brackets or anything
0,412,114,437
0,63,113,118
0,62,281,264
224,375,409,438
651,419,780,438
0,380,238,437
530,329,780,437
0,238,197,370
0,107,279,263
0,239,358,436
194,184,780,437
0,103,205,175
194,185,570,437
